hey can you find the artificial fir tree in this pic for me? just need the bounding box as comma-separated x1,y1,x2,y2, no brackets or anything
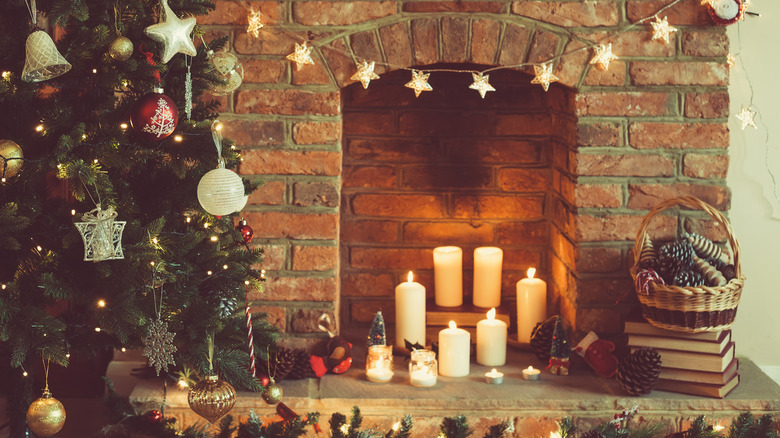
0,0,277,435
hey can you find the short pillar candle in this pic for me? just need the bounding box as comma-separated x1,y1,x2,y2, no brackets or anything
433,246,463,307
438,321,470,377
476,308,507,366
395,271,426,349
473,247,503,308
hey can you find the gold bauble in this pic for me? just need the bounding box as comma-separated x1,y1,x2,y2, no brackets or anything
262,381,283,405
187,374,236,423
109,36,134,61
26,389,66,437
0,139,24,179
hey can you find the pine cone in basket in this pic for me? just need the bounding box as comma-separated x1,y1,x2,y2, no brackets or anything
685,232,729,265
617,347,661,396
530,318,556,362
692,256,727,287
657,239,695,283
286,348,315,379
580,430,605,438
672,270,705,287
637,234,658,270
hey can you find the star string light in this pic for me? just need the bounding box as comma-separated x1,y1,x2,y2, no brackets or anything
286,42,314,70
650,16,678,44
727,53,736,69
351,61,380,89
735,106,757,130
468,72,495,99
247,8,264,39
531,62,559,92
405,69,432,97
590,43,619,71
144,0,197,64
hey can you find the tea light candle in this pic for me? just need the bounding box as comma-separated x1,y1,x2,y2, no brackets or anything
484,368,504,384
522,366,541,381
433,246,463,307
366,345,394,383
438,321,470,377
395,271,426,349
476,308,507,366
516,267,547,343
473,247,503,308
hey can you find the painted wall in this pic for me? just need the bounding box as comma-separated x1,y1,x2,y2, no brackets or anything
727,0,780,379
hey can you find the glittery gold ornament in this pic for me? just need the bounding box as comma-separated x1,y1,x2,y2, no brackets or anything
261,380,283,405
0,139,24,179
109,36,134,61
26,389,66,437
187,375,236,423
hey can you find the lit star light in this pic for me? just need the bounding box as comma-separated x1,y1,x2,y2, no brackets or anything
727,53,736,69
405,70,432,97
531,62,559,92
468,72,495,99
590,43,619,71
351,61,380,89
144,0,197,64
736,106,757,130
651,16,678,44
286,42,315,71
247,8,264,38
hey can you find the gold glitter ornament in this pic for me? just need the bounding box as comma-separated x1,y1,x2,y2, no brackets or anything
26,389,66,437
109,36,134,61
0,139,24,179
261,380,283,405
187,375,236,423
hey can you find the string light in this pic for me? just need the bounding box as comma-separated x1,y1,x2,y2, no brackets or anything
92,68,98,74
65,353,70,358
650,16,677,44
95,327,102,332
36,245,42,251
178,378,189,389
207,270,213,276
286,42,315,70
351,61,380,89
185,216,191,223
35,124,44,132
150,261,156,267
210,235,218,242
468,72,495,99
590,43,619,71
735,106,757,130
22,370,28,377
727,53,736,69
82,134,87,140
173,135,183,142
247,8,264,38
93,159,99,164
120,123,128,130
392,422,401,432
222,264,228,270
71,209,76,216
121,347,127,353
204,222,210,229
1,71,10,79
531,62,559,92
405,70,432,97
152,237,159,245
97,299,106,308
244,280,250,285
1,284,6,290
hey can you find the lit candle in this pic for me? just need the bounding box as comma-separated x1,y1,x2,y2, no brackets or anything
366,345,394,383
409,349,437,387
476,308,507,366
516,267,547,343
395,271,426,349
438,321,470,377
433,246,463,307
522,365,541,381
473,247,503,308
484,368,504,384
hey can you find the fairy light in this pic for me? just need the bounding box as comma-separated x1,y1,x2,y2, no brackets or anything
22,370,28,377
150,261,156,267
65,353,70,358
122,80,129,87
71,209,76,216
92,68,98,74
57,164,62,169
207,270,213,276
247,7,264,38
36,245,42,252
35,124,44,132
152,237,159,245
121,347,127,353
120,123,128,130
185,216,191,223
82,134,87,140
1,284,6,290
392,422,401,432
173,135,183,142
178,378,189,389
97,299,106,308
213,120,223,132
244,280,250,285
93,159,99,164
2,71,10,79
210,235,218,242
1,178,5,183
713,425,725,432
203,222,209,229
94,327,102,332
223,264,228,270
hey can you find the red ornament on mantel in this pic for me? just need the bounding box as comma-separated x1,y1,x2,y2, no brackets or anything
130,88,179,141
706,0,746,26
144,409,163,423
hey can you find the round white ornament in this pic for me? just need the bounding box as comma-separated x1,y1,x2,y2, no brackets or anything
197,168,248,216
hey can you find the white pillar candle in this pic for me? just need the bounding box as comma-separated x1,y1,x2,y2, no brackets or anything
476,308,507,366
516,267,547,343
395,271,426,349
438,321,471,377
473,247,503,308
433,246,463,307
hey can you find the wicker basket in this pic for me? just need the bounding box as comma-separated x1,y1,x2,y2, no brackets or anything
631,196,745,333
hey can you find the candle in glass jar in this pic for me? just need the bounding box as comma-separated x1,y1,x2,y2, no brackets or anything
516,267,547,343
476,308,507,366
366,345,394,382
438,321,470,377
433,246,463,307
473,247,503,308
409,349,437,387
395,271,426,349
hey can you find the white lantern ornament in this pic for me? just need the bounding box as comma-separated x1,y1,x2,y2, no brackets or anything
197,121,248,216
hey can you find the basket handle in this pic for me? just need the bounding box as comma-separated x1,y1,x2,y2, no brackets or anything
632,196,741,278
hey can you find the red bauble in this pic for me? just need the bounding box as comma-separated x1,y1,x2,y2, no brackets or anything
257,373,270,387
130,89,179,141
144,409,163,423
236,221,254,245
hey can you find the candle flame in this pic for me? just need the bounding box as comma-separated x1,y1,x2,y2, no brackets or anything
491,368,497,374
449,320,457,329
527,267,536,279
407,271,413,282
527,366,535,371
487,308,496,320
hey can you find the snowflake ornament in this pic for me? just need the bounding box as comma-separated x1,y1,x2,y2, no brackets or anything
142,98,177,138
143,318,177,375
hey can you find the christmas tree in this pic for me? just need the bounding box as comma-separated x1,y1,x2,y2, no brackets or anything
0,0,277,435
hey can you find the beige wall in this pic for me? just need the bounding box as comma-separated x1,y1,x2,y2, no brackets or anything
727,0,780,372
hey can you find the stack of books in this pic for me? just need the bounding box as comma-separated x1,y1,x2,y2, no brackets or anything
625,320,739,398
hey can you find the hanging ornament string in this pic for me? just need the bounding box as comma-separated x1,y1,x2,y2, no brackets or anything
41,355,50,391
142,262,177,375
211,119,224,168
207,333,215,374
24,0,37,26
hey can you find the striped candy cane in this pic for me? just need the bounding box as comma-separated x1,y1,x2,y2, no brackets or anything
246,299,256,377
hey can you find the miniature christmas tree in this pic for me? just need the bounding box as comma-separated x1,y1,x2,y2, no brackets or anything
548,316,571,375
368,311,386,347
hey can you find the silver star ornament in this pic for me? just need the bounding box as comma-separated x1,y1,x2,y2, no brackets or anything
469,72,495,99
144,0,197,64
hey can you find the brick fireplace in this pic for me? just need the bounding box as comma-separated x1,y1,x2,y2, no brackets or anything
206,0,732,341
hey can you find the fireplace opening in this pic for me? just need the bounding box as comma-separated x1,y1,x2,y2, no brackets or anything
340,64,578,332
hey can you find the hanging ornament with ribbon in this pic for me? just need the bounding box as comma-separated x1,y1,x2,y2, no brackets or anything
26,358,67,437
21,0,72,82
142,263,177,375
74,205,126,262
187,335,236,422
109,4,133,61
197,120,248,216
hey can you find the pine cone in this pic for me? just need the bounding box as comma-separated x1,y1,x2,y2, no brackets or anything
657,240,695,282
672,270,705,287
721,264,737,281
637,234,658,270
286,348,315,379
267,347,297,381
581,430,605,438
530,318,555,362
617,347,661,396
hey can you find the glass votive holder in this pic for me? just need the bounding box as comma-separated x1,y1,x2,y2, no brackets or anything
366,345,393,382
409,349,437,387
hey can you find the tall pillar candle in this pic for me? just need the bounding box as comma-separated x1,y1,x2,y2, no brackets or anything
476,308,507,366
516,267,547,343
433,246,463,307
473,247,503,308
395,271,426,349
438,321,470,377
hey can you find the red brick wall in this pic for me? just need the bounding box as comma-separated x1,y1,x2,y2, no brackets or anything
202,0,731,340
